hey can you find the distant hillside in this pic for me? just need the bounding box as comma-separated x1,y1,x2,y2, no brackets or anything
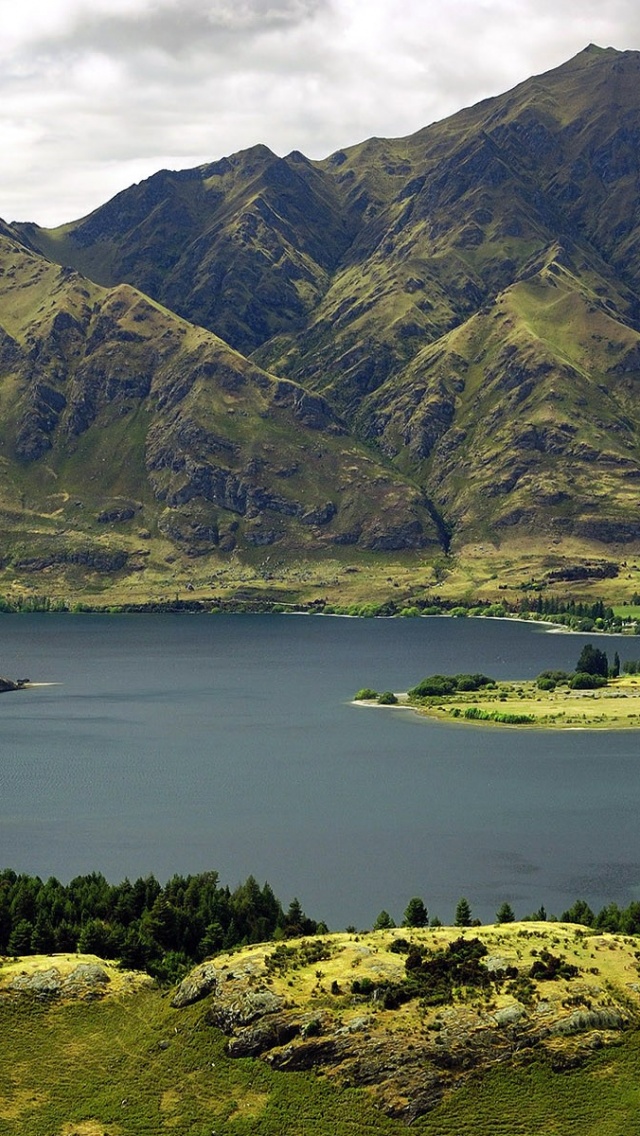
5,45,640,601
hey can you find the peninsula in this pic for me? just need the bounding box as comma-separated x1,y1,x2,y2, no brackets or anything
354,646,640,728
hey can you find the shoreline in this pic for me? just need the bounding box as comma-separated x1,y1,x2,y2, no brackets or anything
0,606,634,637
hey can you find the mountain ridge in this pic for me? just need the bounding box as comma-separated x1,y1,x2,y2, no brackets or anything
4,45,640,602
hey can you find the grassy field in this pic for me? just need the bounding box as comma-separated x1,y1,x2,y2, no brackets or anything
355,674,640,729
4,924,640,1135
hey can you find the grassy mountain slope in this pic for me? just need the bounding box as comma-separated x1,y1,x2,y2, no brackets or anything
3,923,640,1134
0,229,440,600
359,241,640,546
7,45,640,599
17,145,355,359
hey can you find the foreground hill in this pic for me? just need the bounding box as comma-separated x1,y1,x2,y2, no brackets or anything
6,45,640,601
3,922,640,1133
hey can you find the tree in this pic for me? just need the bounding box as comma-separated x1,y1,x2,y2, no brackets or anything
561,899,594,927
78,918,120,958
496,902,515,924
7,919,34,955
199,921,225,957
373,910,396,930
402,897,428,927
31,914,55,953
454,897,472,927
575,643,608,677
611,651,621,678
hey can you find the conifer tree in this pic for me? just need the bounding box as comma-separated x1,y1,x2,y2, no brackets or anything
454,897,472,927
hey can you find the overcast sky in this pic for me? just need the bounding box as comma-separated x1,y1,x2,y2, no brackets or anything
2,0,639,227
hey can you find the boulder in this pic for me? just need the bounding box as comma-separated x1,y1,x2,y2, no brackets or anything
171,962,218,1008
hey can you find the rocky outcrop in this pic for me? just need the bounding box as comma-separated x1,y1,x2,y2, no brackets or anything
169,927,640,1122
171,962,218,1008
12,549,129,573
7,963,111,999
226,1014,300,1057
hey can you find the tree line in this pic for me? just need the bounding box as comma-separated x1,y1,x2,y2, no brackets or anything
4,869,640,982
374,894,640,934
0,869,321,982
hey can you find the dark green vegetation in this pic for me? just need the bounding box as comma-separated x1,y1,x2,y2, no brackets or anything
461,706,535,724
3,46,640,602
8,864,640,978
409,673,494,697
0,869,320,982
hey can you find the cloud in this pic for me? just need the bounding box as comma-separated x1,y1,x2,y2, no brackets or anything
1,0,640,225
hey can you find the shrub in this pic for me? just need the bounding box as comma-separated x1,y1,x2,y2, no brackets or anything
536,670,572,689
529,949,578,981
409,674,457,697
302,1018,322,1037
388,937,412,954
536,676,556,690
454,673,494,691
377,691,398,705
351,977,375,997
569,672,607,690
353,688,378,700
463,707,535,723
492,711,535,724
464,706,490,720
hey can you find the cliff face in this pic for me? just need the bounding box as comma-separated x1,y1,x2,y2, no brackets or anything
4,47,640,596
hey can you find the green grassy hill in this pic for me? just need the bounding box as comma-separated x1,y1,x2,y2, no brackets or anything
3,922,640,1135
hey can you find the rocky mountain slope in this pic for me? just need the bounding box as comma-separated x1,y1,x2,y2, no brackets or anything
4,45,640,600
0,226,438,597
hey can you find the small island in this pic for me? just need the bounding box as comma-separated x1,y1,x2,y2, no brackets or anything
354,645,640,728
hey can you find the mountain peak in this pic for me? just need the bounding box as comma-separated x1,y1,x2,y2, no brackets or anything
6,47,640,599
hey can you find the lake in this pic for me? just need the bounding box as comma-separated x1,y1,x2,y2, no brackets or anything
1,613,639,929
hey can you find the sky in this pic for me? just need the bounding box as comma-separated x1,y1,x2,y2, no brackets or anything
2,0,640,227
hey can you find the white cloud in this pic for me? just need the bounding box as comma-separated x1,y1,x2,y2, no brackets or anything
1,0,640,226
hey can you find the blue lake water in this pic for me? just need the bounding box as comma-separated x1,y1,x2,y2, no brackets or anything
1,613,639,928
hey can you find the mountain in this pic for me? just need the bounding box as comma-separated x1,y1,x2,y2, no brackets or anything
0,227,438,599
5,44,640,602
